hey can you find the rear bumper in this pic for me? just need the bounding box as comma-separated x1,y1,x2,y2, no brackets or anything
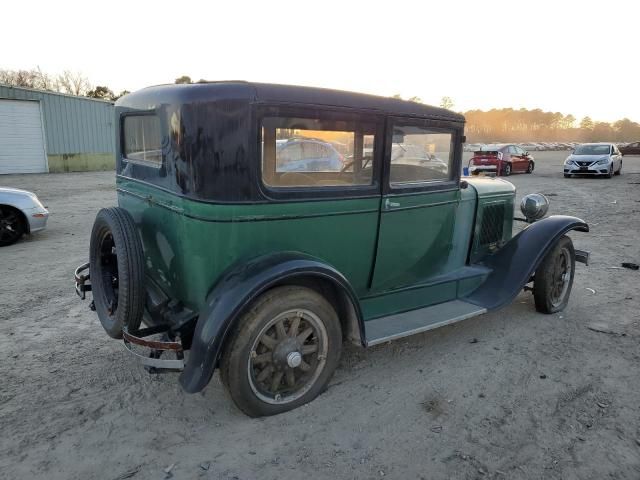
469,165,498,173
74,261,185,371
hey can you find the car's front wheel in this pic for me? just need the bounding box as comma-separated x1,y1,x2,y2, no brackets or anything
533,236,575,314
526,162,534,174
220,286,342,417
605,164,614,178
0,206,25,247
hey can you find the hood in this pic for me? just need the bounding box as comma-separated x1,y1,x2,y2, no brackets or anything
0,187,35,197
567,154,610,162
465,176,516,198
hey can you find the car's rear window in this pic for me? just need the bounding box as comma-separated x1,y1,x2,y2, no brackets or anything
122,115,162,167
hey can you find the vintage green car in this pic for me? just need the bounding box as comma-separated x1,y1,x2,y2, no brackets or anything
74,82,589,416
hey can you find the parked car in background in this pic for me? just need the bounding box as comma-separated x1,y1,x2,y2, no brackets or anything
564,143,623,178
468,144,535,176
276,138,345,173
619,141,640,156
0,187,49,246
519,142,542,152
464,143,484,152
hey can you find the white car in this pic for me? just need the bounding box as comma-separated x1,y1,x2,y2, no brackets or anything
563,143,623,178
0,187,49,246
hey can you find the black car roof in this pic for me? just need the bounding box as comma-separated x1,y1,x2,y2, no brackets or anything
121,81,464,123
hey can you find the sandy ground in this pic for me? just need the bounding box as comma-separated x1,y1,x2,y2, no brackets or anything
1,151,640,480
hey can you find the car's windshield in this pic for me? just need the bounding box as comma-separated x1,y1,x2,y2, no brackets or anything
574,144,611,155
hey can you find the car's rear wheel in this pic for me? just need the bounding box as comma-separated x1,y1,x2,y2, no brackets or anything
526,162,534,174
0,205,25,247
533,235,575,314
502,163,512,176
220,286,342,417
615,161,622,175
89,207,145,338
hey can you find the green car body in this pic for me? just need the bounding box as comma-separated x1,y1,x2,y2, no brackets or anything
117,175,514,321
76,82,588,413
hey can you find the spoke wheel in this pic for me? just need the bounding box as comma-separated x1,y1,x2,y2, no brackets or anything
0,206,25,247
248,309,328,404
221,286,342,417
548,248,572,308
533,235,575,314
502,163,511,176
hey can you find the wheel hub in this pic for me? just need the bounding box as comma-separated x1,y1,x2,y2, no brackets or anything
286,351,302,368
272,337,300,369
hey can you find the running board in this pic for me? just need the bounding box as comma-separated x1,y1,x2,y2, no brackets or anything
365,300,487,346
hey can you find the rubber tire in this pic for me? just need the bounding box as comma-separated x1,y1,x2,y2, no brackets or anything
502,163,511,176
526,162,534,174
615,161,622,175
605,165,613,179
0,206,26,247
563,174,571,178
533,236,575,314
89,207,145,338
220,286,342,417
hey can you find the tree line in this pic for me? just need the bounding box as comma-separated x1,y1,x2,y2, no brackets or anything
392,94,640,143
463,108,640,143
0,67,129,101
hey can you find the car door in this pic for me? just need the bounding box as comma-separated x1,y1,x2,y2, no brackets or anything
514,145,528,171
613,145,623,170
610,145,619,170
368,118,461,310
506,145,519,171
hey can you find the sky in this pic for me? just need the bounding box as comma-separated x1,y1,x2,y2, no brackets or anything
2,0,638,123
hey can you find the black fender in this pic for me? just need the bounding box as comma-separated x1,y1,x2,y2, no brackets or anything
464,215,588,311
179,252,363,393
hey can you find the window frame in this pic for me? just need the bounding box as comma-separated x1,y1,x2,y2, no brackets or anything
119,111,164,170
256,105,384,201
384,116,461,195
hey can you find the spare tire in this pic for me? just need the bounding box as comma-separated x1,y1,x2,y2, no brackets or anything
89,207,145,338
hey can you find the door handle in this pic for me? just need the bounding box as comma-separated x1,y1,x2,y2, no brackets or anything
384,198,401,209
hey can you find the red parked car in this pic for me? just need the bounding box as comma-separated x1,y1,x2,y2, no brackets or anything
468,144,535,176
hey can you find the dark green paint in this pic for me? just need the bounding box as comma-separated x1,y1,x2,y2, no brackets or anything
117,174,516,321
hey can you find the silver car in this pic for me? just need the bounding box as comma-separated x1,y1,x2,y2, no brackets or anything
0,187,49,246
564,143,623,178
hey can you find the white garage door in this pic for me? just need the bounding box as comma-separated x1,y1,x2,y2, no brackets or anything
0,99,48,174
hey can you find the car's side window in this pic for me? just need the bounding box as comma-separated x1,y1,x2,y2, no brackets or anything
514,146,525,155
389,125,453,186
261,116,376,188
508,146,518,155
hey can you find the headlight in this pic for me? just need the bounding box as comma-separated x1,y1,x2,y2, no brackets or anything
597,158,609,165
564,158,573,165
520,193,550,222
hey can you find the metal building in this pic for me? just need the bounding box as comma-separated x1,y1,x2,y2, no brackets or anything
0,84,115,174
